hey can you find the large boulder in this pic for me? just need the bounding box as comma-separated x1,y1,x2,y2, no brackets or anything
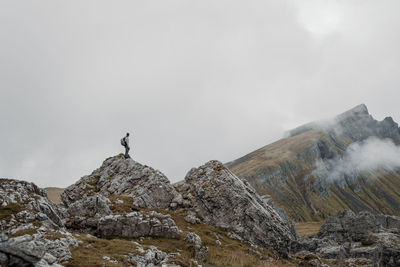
177,160,296,257
61,154,182,210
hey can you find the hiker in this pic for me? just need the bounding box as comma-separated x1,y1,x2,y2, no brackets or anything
121,132,130,158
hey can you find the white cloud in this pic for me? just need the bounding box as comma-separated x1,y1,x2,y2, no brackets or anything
312,137,400,182
1,1,400,187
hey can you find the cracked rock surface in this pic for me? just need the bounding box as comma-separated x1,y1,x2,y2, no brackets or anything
61,154,182,210
177,160,296,257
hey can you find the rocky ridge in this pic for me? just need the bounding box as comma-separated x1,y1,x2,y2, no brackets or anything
227,104,400,221
2,153,400,266
294,210,400,266
0,179,77,266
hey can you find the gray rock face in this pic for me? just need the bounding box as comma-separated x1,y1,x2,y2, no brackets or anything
97,211,179,239
0,231,78,267
262,195,298,238
0,179,73,266
317,210,400,242
184,213,201,225
184,232,202,246
0,179,63,231
61,154,182,210
67,194,112,218
125,244,181,267
178,160,296,257
296,210,400,266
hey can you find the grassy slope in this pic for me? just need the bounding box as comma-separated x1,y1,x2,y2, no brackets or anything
45,187,65,204
227,130,400,222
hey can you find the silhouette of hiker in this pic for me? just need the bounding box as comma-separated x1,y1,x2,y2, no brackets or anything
121,132,130,158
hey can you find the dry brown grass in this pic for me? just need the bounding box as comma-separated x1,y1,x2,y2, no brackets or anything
66,235,140,267
9,228,37,238
108,194,138,214
228,130,326,177
0,203,23,221
65,207,301,267
295,221,324,237
136,209,298,267
45,187,64,204
44,230,68,240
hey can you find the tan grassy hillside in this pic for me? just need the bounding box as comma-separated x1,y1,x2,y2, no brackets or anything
295,222,324,237
227,105,400,222
45,187,64,204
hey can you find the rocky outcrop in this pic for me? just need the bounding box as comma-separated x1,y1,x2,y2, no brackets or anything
178,160,296,257
0,179,63,231
317,210,400,242
97,211,179,239
0,232,78,267
66,194,112,218
0,179,76,266
61,154,182,210
296,211,400,266
125,243,181,267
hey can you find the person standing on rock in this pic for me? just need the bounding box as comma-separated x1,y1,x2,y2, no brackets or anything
121,132,130,158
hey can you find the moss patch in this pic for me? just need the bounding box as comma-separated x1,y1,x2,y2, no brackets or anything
0,203,23,221
108,194,138,214
9,228,37,238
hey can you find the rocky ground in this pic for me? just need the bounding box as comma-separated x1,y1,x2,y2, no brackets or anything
1,154,400,266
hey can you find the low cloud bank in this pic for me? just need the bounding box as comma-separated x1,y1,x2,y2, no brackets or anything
312,137,400,182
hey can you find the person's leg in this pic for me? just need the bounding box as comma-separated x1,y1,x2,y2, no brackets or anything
125,146,130,158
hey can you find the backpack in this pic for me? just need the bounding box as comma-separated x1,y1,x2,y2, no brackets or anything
121,137,126,146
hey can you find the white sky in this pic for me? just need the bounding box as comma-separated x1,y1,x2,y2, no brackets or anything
1,0,400,187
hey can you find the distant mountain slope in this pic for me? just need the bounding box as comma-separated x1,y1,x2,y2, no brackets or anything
226,104,400,221
45,187,64,204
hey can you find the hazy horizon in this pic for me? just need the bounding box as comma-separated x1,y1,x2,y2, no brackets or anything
1,1,400,187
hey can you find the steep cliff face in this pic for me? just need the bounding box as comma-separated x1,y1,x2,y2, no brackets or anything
227,104,400,221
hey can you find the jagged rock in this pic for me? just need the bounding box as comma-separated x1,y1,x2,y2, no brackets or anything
0,179,77,266
194,245,208,260
184,232,202,246
125,245,180,267
316,245,347,259
177,160,296,257
184,213,201,224
0,232,78,267
262,195,298,238
297,211,400,266
0,179,63,231
67,194,112,218
97,211,179,239
317,210,400,242
61,154,182,210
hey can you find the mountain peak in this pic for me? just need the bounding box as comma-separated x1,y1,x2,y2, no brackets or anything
336,103,369,120
288,104,370,137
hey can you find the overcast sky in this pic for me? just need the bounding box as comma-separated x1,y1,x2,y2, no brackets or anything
1,0,400,188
